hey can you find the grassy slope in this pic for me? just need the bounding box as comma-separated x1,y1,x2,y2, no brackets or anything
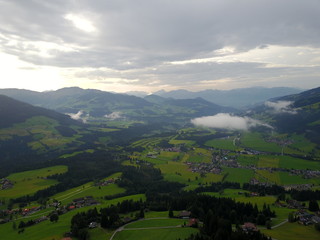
261,222,320,240
0,194,146,240
114,227,198,240
1,166,67,199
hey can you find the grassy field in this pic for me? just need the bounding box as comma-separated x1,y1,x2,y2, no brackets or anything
59,149,95,158
0,116,83,153
169,139,195,146
238,155,259,166
1,165,68,199
278,155,320,170
155,161,222,190
261,222,320,240
222,167,254,184
114,227,198,240
124,218,187,228
241,132,282,153
52,172,124,204
0,194,146,240
205,137,238,150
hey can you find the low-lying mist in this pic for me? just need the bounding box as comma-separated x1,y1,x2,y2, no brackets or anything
66,110,89,123
191,113,272,131
264,101,297,114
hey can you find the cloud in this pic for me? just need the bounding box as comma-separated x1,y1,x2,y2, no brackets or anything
66,110,89,123
104,112,122,120
1,1,320,91
265,101,297,114
191,113,272,131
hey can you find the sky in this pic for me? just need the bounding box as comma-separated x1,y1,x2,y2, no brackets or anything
0,0,320,93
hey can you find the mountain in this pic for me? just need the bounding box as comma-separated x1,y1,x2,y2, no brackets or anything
0,88,234,123
0,87,153,118
144,95,235,116
249,87,320,144
0,94,78,128
154,87,303,108
0,95,86,174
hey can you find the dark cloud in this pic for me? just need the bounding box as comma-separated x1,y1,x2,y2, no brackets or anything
1,0,320,90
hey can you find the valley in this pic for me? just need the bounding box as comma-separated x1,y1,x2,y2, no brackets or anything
0,87,319,240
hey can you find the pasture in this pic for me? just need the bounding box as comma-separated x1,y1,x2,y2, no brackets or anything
0,194,146,240
1,165,67,199
222,167,254,184
52,172,124,204
261,222,320,240
241,132,282,153
113,226,198,240
124,218,186,228
205,137,238,150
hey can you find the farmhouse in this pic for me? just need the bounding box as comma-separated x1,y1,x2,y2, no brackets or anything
242,222,258,232
179,210,191,219
297,212,314,225
0,178,14,190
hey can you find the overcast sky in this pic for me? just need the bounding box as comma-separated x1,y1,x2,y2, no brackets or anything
0,0,319,93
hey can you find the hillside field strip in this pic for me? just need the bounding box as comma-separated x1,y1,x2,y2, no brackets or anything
1,165,67,199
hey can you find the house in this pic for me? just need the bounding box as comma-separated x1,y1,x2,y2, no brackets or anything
242,222,258,232
179,210,191,219
297,212,314,225
287,199,303,209
89,222,98,228
311,216,320,224
187,218,199,227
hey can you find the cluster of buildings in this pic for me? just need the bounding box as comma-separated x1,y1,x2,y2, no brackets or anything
95,178,116,186
66,196,99,211
295,210,320,226
0,178,14,190
186,162,221,175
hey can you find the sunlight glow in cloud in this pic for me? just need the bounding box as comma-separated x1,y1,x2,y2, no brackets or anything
65,13,96,33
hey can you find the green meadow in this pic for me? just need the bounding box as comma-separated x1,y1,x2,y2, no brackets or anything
241,132,282,153
1,165,68,199
59,149,95,158
155,161,222,190
205,137,238,150
113,227,198,240
124,218,186,228
261,222,320,240
52,172,124,204
0,194,146,240
222,167,255,184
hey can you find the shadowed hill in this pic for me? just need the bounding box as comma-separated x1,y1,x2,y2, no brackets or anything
0,95,79,128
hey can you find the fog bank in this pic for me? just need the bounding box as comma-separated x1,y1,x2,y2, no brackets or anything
191,113,272,131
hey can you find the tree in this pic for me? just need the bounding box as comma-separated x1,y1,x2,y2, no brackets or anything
100,213,109,228
12,221,16,230
50,213,59,223
78,228,89,240
169,208,174,218
265,220,271,229
288,212,295,223
139,208,145,218
18,221,25,229
256,214,266,225
315,222,320,232
308,199,319,212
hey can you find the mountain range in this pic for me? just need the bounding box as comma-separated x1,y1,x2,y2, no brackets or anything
130,87,302,108
0,87,233,122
